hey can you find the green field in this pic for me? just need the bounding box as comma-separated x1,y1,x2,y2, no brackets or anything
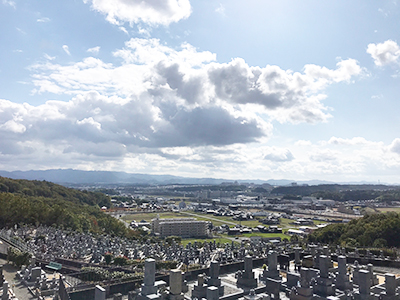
121,211,321,238
241,232,288,240
121,212,183,223
180,211,283,228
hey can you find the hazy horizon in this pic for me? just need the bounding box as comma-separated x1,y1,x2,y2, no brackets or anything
1,1,400,183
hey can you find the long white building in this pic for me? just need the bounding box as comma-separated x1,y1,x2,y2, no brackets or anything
151,216,210,238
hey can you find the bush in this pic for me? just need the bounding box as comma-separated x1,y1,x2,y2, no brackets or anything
113,256,128,266
80,267,143,282
7,246,31,268
104,252,113,265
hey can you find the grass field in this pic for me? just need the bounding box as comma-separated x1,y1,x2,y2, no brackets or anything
121,211,323,229
241,232,288,240
121,212,183,223
180,211,275,228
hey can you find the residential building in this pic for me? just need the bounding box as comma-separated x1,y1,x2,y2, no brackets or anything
151,216,210,238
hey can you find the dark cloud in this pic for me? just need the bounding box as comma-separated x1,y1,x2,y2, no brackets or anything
153,106,265,147
0,92,266,159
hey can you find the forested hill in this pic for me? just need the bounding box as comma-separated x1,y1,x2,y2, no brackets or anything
0,177,139,239
308,212,400,248
0,176,111,207
271,184,400,201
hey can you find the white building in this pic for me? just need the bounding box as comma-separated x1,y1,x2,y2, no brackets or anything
151,216,210,238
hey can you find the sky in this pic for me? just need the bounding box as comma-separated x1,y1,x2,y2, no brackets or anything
1,0,400,184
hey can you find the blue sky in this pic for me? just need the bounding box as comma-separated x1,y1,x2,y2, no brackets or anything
1,0,400,183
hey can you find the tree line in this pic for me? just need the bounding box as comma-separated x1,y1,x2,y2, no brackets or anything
0,177,140,239
271,184,400,202
308,212,400,248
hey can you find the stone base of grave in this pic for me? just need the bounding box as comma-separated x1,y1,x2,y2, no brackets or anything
137,293,161,300
138,280,166,300
245,291,271,300
141,285,158,296
336,277,353,292
314,277,335,297
260,269,280,282
208,279,224,296
191,284,207,299
169,294,184,300
289,286,313,300
353,292,376,300
380,294,399,300
237,277,258,290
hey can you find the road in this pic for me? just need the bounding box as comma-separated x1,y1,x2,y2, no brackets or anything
112,213,131,228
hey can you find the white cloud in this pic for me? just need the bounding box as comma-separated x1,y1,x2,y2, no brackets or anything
119,27,128,35
371,94,383,99
328,136,370,146
264,148,294,162
137,26,151,37
1,39,376,178
62,45,71,56
0,120,26,133
83,0,192,26
389,138,400,154
2,0,15,8
87,46,100,54
29,38,362,127
0,90,267,152
295,140,312,146
367,40,400,66
309,149,337,162
44,53,55,60
2,97,400,183
16,28,26,35
37,17,50,23
215,4,226,16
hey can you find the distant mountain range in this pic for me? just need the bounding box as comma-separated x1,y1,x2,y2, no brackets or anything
0,169,383,186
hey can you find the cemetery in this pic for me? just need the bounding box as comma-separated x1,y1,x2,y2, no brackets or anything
1,225,400,299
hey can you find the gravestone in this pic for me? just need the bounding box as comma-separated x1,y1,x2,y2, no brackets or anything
237,256,258,290
261,251,280,281
0,266,3,286
138,258,165,300
354,270,373,300
208,261,224,296
30,267,42,282
294,247,301,268
289,268,314,300
314,255,335,297
113,293,123,300
335,255,352,291
169,269,183,300
206,286,219,300
380,273,399,300
353,261,360,286
128,291,138,300
95,285,106,300
1,281,8,300
286,272,300,289
192,274,207,299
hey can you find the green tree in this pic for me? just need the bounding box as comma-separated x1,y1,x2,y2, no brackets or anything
104,252,113,265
